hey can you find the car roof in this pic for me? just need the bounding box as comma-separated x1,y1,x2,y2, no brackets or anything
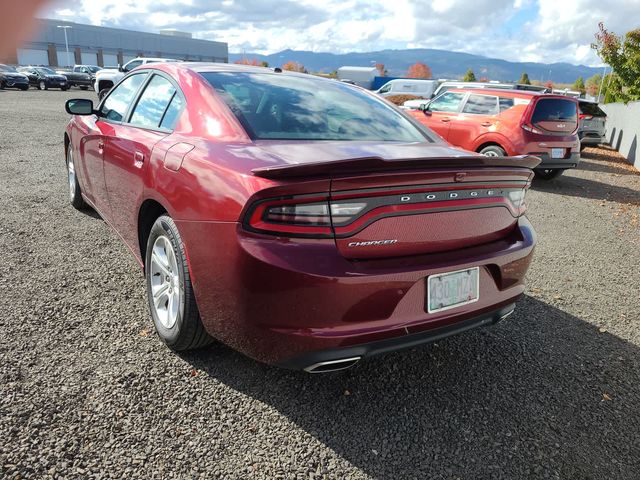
148,62,320,79
446,87,540,97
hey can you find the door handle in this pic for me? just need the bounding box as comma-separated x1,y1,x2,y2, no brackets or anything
440,118,451,123
134,151,144,163
481,122,493,127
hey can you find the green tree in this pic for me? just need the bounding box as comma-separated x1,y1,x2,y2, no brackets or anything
572,76,586,93
595,22,640,102
260,61,269,68
462,68,476,82
518,72,531,85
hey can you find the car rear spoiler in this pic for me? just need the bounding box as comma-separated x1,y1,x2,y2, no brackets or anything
252,155,542,179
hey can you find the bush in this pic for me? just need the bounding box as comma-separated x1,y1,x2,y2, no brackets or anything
384,94,423,106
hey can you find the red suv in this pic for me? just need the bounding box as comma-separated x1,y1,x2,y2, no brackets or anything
408,89,580,179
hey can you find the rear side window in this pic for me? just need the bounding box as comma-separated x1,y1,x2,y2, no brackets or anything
579,102,606,117
160,93,185,130
462,94,498,115
499,97,514,112
129,75,177,129
100,73,148,122
531,98,577,123
429,92,465,113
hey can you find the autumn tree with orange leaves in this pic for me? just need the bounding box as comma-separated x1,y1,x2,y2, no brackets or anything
234,58,260,66
406,62,432,79
282,61,306,73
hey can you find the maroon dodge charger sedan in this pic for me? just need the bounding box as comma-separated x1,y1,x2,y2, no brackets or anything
64,63,538,372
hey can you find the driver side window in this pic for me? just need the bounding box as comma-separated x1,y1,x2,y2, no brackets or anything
100,73,148,122
428,92,465,113
379,83,392,94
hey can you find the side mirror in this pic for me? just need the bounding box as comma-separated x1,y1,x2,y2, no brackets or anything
66,98,95,115
420,102,432,115
118,64,125,72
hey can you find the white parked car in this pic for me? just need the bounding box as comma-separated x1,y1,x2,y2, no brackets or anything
376,79,437,98
94,57,179,99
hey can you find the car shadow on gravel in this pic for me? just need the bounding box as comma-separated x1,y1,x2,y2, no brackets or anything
182,295,640,478
579,158,638,177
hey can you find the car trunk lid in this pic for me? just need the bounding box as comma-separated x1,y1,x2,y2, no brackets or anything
249,142,538,260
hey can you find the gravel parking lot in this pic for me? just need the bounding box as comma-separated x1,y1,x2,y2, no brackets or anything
1,89,639,479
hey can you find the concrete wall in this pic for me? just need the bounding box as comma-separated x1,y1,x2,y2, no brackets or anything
601,101,640,170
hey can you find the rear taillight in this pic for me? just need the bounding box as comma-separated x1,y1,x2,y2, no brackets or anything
522,124,544,135
245,197,368,237
244,185,529,238
579,113,593,120
264,203,331,225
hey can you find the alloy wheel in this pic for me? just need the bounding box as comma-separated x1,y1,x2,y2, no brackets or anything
149,235,182,329
39,80,45,90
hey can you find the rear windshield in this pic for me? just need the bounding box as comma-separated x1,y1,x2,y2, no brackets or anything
531,98,577,123
579,102,606,117
201,72,430,142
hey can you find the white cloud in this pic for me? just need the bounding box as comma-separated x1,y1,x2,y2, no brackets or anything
47,0,640,66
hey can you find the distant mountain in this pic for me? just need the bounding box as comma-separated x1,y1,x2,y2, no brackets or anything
229,48,601,84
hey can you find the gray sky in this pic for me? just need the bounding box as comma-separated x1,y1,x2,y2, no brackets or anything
45,0,640,66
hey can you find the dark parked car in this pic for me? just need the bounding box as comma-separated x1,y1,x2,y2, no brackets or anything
578,99,607,149
63,63,538,372
0,64,29,90
56,68,93,90
17,66,69,90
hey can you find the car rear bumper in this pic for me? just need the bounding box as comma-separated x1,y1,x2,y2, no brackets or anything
579,130,606,145
278,301,517,371
531,152,580,170
177,215,536,367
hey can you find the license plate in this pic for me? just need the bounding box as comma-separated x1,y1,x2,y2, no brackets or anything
551,148,564,158
427,267,479,313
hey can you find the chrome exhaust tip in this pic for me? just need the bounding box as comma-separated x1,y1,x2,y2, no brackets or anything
496,309,515,323
304,356,361,373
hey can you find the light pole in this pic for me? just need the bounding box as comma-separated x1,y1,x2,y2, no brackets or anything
57,25,72,67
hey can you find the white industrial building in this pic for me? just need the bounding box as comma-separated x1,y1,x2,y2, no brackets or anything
2,18,228,67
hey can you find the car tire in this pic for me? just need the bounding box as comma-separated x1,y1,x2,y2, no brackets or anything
61,86,68,91
0,81,4,90
534,168,564,180
479,145,506,157
80,86,89,90
145,215,213,351
20,85,28,91
98,88,110,100
66,144,88,210
38,80,47,90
